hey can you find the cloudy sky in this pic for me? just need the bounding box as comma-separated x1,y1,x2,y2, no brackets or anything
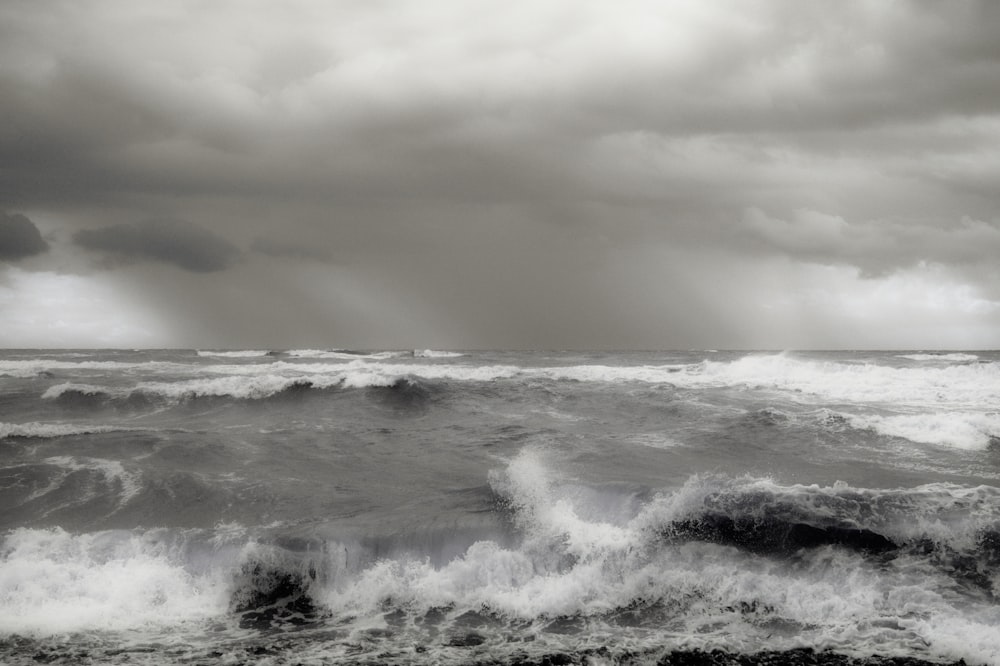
2,0,999,349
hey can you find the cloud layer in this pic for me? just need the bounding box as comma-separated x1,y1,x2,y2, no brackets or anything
1,1,998,347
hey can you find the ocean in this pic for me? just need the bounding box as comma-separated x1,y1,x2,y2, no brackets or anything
1,349,999,665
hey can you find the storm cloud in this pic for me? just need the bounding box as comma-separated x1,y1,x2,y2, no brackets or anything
73,220,239,273
0,211,49,261
1,1,999,348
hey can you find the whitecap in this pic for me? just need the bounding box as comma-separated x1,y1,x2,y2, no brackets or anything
413,349,465,358
898,353,980,362
846,411,1000,451
195,350,272,358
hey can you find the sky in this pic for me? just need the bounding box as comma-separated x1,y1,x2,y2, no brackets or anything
1,0,999,350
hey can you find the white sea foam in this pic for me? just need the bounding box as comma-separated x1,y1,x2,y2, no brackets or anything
0,528,230,635
847,411,1000,450
196,350,272,358
679,354,1000,408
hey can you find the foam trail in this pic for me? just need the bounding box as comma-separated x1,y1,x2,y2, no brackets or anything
0,421,136,440
29,456,143,506
413,349,465,358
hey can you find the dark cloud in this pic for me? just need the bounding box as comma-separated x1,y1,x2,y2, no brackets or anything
73,219,239,273
1,1,997,213
0,211,49,261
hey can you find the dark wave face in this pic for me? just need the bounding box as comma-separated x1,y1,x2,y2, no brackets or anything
2,350,1000,665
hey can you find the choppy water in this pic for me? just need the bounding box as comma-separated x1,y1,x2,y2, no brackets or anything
2,349,999,665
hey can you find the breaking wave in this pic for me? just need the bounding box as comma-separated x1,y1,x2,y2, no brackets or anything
682,354,999,407
4,451,999,664
845,411,1000,451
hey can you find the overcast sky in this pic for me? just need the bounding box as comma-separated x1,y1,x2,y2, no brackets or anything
2,0,999,349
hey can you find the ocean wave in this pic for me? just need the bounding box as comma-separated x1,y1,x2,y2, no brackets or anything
413,349,465,358
643,472,1000,550
898,353,980,362
27,355,1000,415
196,350,273,358
682,354,1000,408
845,411,1000,451
286,349,359,359
36,364,521,403
286,349,409,360
41,383,117,402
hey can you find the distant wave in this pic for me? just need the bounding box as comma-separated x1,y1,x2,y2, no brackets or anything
682,354,1000,408
413,349,464,358
898,353,980,362
286,349,408,360
0,359,188,378
29,355,999,413
41,377,334,402
38,364,522,403
196,350,272,358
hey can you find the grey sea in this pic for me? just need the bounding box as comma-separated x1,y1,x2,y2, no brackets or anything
2,349,999,665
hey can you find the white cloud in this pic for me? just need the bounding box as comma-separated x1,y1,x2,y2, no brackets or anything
0,268,165,347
